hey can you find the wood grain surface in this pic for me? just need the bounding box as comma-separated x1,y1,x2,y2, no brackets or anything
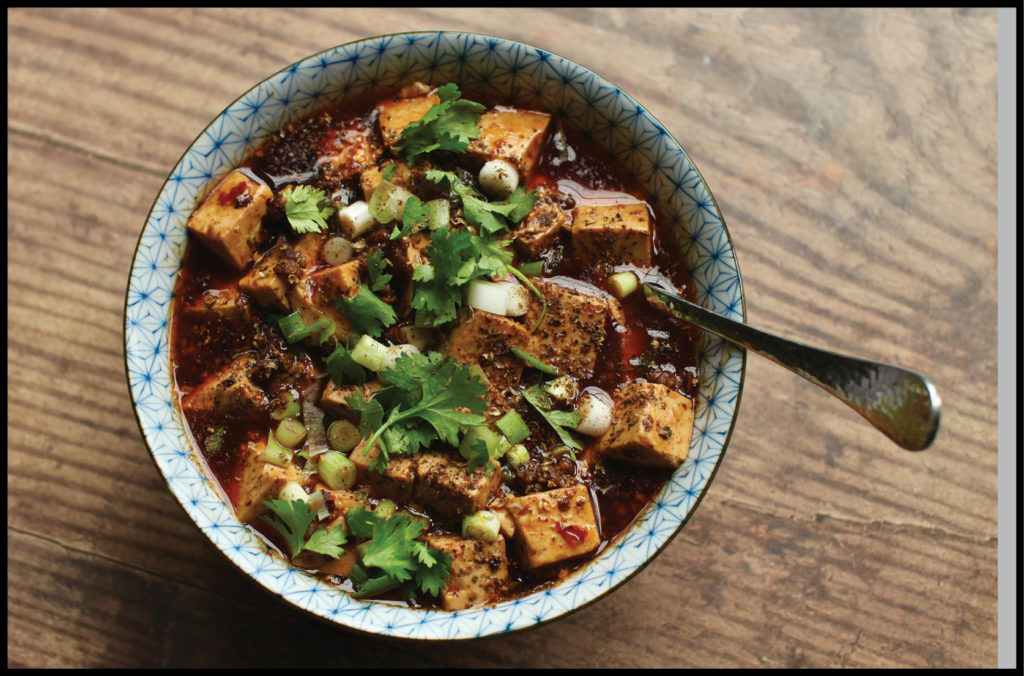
7,7,1001,668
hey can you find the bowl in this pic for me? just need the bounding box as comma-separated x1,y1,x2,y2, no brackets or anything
124,31,746,640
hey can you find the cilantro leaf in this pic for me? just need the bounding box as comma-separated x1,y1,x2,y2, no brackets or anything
345,507,452,599
409,225,515,326
365,248,392,292
455,184,538,235
425,169,538,235
303,524,349,558
282,185,334,234
390,194,432,239
344,351,488,465
521,384,583,451
260,498,348,560
395,83,486,164
261,499,316,557
463,435,493,474
334,285,398,337
325,342,367,386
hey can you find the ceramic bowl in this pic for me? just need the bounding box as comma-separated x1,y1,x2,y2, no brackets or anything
124,31,746,640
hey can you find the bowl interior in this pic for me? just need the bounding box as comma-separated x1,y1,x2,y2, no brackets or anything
124,31,745,639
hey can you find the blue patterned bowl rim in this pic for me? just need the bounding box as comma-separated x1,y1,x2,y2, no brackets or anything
123,31,746,640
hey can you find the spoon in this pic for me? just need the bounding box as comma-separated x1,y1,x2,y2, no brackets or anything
642,283,941,450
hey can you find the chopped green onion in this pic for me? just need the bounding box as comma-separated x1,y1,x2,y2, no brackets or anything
275,418,308,449
375,499,397,520
512,347,561,376
505,443,530,467
277,310,335,346
461,510,500,543
458,426,503,462
369,179,414,223
425,198,450,230
278,481,309,504
350,334,389,372
517,260,544,276
608,270,639,299
327,419,361,452
494,410,530,445
270,392,301,421
318,451,357,490
263,433,293,467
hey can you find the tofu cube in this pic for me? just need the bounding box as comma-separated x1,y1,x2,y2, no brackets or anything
346,441,417,501
425,534,510,611
506,485,601,569
413,451,501,522
286,277,352,345
307,259,363,302
466,109,551,178
571,203,652,266
183,288,253,326
596,382,694,469
234,439,303,524
186,171,272,270
512,184,571,257
443,310,531,414
181,354,266,419
239,245,291,312
522,278,615,378
319,379,383,418
377,93,441,148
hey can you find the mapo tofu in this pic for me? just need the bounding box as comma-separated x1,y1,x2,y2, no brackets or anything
170,82,699,610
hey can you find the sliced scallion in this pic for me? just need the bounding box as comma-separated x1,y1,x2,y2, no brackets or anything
350,334,389,372
275,418,308,449
495,410,530,445
327,419,360,452
270,392,301,421
263,432,293,467
461,510,500,543
318,451,357,490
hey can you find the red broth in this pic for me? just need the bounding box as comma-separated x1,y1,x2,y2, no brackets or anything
170,85,700,607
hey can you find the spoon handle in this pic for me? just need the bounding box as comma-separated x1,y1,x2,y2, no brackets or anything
642,284,941,450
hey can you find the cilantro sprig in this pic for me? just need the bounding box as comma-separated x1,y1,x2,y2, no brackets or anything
344,351,489,470
394,83,486,165
521,384,582,454
260,498,348,558
333,249,397,337
282,185,335,234
409,225,514,326
345,506,452,599
426,169,537,235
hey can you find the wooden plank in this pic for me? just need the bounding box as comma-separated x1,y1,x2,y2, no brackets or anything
6,6,1000,669
6,531,443,668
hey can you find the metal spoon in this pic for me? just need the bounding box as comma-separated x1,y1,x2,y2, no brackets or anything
642,283,941,450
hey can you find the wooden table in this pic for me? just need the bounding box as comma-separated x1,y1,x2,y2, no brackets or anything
7,8,1001,668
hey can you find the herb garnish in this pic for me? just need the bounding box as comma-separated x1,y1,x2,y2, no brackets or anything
345,507,451,599
282,184,335,234
394,83,486,165
260,498,348,558
344,351,489,470
521,384,582,454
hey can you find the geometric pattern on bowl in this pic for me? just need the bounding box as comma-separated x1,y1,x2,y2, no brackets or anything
124,31,746,640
